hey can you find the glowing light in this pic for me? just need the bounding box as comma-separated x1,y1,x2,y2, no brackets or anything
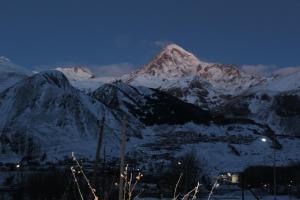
261,138,267,142
16,164,20,168
178,161,182,165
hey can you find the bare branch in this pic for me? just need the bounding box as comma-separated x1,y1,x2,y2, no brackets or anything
173,172,183,200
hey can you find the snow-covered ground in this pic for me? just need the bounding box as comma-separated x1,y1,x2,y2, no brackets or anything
131,123,300,176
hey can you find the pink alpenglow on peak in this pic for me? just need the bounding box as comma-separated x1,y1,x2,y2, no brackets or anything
55,66,95,80
122,43,264,95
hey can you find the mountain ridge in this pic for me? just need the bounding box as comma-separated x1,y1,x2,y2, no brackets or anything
0,56,33,93
123,44,265,93
1,46,300,177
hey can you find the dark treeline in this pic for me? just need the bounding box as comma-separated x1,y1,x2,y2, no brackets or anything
240,163,300,196
11,166,123,200
7,152,208,200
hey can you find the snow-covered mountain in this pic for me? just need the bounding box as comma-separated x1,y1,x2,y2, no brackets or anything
92,81,212,126
56,66,95,80
123,44,264,91
0,70,125,162
0,56,32,92
122,44,265,107
1,45,300,179
56,66,115,92
214,68,300,136
90,80,300,176
259,69,300,92
218,85,300,136
119,44,300,137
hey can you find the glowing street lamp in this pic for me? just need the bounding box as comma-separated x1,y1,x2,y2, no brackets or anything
261,138,267,142
260,137,277,200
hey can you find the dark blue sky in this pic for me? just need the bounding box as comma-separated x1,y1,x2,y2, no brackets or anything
0,0,300,71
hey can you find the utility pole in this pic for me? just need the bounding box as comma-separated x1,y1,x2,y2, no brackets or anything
273,145,277,200
119,117,127,200
241,173,245,200
93,117,106,188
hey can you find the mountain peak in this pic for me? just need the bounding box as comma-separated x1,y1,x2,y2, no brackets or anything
123,44,264,94
159,43,199,60
137,44,209,78
30,70,71,88
163,43,187,51
0,56,32,75
55,66,95,80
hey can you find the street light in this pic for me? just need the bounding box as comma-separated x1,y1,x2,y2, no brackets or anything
261,137,276,200
261,138,267,142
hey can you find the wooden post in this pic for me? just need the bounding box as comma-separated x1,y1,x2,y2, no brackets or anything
241,173,245,200
93,117,105,188
119,117,127,200
273,146,277,200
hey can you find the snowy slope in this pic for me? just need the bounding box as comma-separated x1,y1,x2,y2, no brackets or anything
56,66,95,80
0,70,124,162
217,85,300,137
92,81,212,126
129,123,300,176
56,66,115,92
0,56,32,92
91,82,300,176
259,70,300,92
0,56,31,75
215,68,300,136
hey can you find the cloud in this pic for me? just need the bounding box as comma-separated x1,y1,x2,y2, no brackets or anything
240,64,278,76
272,66,300,77
89,63,136,77
153,40,173,48
240,64,300,77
